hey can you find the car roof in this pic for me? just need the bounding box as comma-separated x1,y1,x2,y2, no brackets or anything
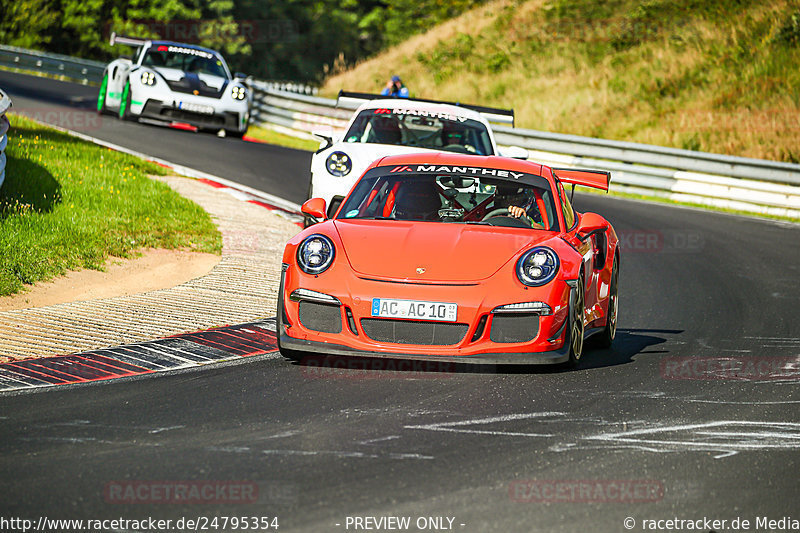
368,153,547,177
356,99,485,122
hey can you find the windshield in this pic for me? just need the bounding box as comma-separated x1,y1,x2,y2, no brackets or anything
343,109,494,155
337,173,559,230
143,46,229,78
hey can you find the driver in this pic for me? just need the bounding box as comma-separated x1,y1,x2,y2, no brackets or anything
493,184,543,228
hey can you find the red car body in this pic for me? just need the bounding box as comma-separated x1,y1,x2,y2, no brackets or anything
279,153,619,366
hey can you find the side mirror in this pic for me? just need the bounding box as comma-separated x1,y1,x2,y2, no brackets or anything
576,212,608,242
301,198,327,220
499,146,528,160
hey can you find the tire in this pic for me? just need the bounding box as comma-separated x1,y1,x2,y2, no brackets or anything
275,275,304,362
118,80,132,120
97,73,109,115
595,256,619,349
567,272,585,367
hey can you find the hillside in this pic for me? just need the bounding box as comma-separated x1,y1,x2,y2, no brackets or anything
322,0,800,162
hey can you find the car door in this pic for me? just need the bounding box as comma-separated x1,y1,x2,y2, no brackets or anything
557,181,598,322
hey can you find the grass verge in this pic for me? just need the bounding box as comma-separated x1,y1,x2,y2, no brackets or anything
245,125,319,152
0,113,222,297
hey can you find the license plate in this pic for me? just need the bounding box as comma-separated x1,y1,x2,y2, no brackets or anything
178,102,214,115
371,298,457,322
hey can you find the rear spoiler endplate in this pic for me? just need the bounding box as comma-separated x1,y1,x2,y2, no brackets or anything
337,90,515,126
552,168,611,192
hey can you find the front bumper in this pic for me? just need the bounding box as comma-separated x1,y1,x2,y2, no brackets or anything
279,332,570,365
279,263,574,365
139,100,245,131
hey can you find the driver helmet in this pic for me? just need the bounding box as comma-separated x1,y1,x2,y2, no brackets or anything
494,184,533,208
441,121,465,146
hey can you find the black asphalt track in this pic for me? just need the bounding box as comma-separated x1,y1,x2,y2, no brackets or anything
1,70,798,533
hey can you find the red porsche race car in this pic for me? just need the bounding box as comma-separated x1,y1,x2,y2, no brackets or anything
278,153,619,366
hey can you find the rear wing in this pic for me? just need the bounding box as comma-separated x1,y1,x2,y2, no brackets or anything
552,168,611,192
109,32,148,47
337,90,515,126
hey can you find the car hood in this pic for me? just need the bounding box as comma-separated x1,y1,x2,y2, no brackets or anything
333,220,555,282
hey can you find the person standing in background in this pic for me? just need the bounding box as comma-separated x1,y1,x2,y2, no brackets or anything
381,75,409,98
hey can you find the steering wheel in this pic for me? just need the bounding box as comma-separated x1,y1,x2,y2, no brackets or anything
482,208,538,228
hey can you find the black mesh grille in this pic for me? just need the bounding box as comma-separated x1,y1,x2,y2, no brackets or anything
160,107,226,126
298,301,342,333
489,314,539,343
361,319,467,346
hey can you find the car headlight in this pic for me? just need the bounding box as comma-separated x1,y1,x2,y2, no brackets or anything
325,151,352,177
231,85,247,100
516,247,559,286
140,71,155,86
297,234,335,274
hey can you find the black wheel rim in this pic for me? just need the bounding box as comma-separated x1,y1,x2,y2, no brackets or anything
608,262,618,340
571,279,584,359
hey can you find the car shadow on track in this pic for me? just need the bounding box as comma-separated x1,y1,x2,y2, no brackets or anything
577,328,681,371
285,328,681,376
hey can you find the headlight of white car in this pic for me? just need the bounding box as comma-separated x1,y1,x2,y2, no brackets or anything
325,151,351,177
140,71,156,86
231,85,247,100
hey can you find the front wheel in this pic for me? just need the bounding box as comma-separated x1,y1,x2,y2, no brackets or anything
275,279,304,362
567,272,585,367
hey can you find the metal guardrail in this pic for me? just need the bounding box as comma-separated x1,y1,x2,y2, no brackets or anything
0,88,10,190
0,44,106,84
247,86,800,219
2,45,799,218
0,44,319,94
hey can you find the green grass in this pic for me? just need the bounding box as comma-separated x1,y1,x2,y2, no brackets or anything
246,125,320,152
0,114,222,297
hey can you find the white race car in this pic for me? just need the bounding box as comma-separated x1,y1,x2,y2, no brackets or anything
309,92,527,221
97,33,251,137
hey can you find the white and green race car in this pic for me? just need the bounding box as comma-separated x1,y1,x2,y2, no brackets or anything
97,33,251,137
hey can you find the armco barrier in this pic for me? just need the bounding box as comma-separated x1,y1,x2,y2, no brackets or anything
249,86,800,219
0,88,10,190
0,44,105,84
2,45,799,218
